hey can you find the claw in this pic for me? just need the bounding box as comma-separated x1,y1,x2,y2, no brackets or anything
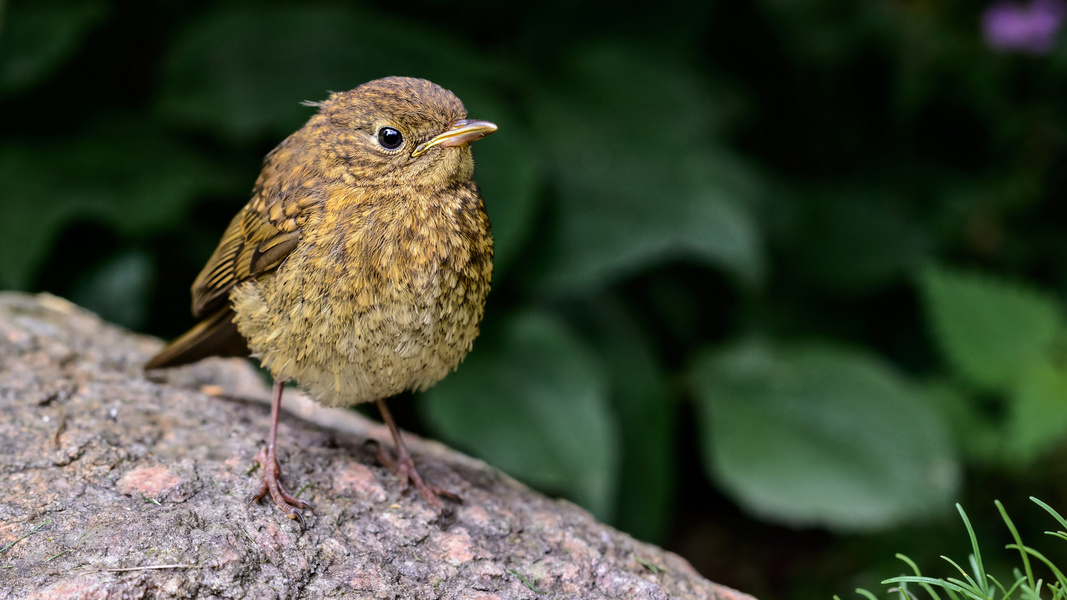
252,446,312,525
375,399,461,508
250,380,312,525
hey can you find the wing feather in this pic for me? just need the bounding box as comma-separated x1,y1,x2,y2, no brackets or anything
147,136,316,370
190,205,300,318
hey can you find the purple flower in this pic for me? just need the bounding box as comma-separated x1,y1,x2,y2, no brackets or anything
983,0,1066,54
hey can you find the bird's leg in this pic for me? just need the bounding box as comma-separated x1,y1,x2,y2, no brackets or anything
252,380,312,525
374,398,460,508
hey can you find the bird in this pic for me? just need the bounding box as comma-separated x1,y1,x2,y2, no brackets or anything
145,76,496,525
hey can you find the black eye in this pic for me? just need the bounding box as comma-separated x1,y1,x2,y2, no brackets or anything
377,127,403,150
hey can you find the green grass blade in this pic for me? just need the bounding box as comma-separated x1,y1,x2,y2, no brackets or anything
990,571,1026,598
883,575,974,597
998,500,1035,586
940,556,984,595
0,519,51,555
957,503,989,597
896,553,947,600
1031,497,1067,531
1015,544,1067,590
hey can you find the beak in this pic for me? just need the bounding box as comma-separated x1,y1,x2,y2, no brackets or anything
411,119,497,157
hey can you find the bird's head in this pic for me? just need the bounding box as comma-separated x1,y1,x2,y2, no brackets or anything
309,77,497,189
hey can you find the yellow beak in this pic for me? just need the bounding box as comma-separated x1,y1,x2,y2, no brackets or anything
411,119,498,157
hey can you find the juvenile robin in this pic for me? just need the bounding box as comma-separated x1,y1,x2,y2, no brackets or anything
145,76,496,525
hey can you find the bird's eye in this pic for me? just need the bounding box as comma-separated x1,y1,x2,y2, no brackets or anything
376,127,404,150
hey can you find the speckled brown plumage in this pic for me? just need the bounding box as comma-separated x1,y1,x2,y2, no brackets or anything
146,77,496,523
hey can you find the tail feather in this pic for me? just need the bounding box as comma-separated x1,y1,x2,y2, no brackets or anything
145,308,249,370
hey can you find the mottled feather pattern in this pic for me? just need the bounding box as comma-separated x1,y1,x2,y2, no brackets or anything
151,76,494,407
145,76,497,517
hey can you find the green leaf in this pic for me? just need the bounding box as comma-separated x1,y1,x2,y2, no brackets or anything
780,190,931,293
158,4,365,143
0,0,107,97
919,265,1061,389
70,251,154,330
0,118,237,289
528,42,764,293
472,123,542,280
0,147,82,289
689,339,959,531
576,295,676,542
157,4,507,144
921,378,1003,465
419,309,619,519
1007,361,1067,462
155,4,542,277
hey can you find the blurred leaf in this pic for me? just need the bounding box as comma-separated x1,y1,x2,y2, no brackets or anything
529,42,765,293
577,295,676,542
0,0,107,97
919,265,1061,389
921,378,1003,465
157,3,506,144
419,309,619,519
472,123,543,279
1007,361,1067,461
71,250,154,329
156,3,542,278
690,339,959,530
0,149,80,290
0,118,237,289
782,190,931,293
760,0,903,66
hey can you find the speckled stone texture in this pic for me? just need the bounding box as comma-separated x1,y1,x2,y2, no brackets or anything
0,292,755,600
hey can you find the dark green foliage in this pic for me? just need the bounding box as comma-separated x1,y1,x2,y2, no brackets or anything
690,339,958,531
4,1,1067,598
420,310,618,519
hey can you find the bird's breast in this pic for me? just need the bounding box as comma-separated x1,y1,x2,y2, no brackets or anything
230,185,492,405
307,188,491,310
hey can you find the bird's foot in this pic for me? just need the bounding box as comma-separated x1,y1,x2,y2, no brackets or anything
251,446,312,526
373,441,460,509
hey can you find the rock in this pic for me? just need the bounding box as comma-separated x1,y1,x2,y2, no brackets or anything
0,292,754,600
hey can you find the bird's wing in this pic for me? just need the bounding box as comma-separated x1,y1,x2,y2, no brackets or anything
143,306,249,369
190,133,332,318
145,195,304,371
190,202,301,319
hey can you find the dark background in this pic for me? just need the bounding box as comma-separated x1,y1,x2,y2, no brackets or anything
4,1,1067,598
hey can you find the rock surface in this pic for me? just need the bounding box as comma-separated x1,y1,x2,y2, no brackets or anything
0,292,754,600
